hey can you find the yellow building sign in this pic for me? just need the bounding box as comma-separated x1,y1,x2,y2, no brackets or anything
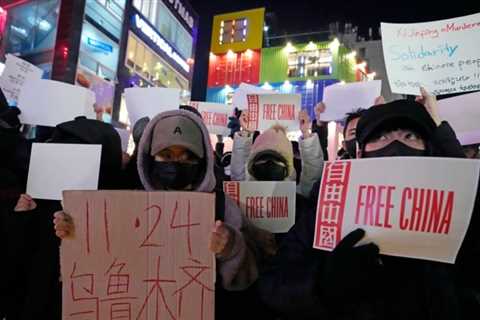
210,8,265,54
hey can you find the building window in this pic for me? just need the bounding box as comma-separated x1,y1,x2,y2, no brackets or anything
3,0,60,57
133,0,193,59
141,0,151,18
126,34,137,68
287,49,333,78
78,20,119,80
219,18,248,45
125,33,189,91
84,0,125,39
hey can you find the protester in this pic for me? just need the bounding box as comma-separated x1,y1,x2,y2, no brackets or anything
311,102,329,161
0,90,25,319
231,110,324,198
123,116,150,189
340,108,366,159
258,92,479,319
4,116,123,320
0,96,31,188
308,107,365,208
462,143,479,159
53,109,262,292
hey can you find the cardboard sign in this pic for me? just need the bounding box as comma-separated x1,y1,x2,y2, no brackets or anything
322,80,382,121
437,91,480,145
232,83,276,110
245,94,301,132
313,158,480,263
125,87,180,126
27,143,101,200
224,181,296,233
61,190,215,320
18,79,96,127
381,12,480,95
190,101,231,136
0,54,43,103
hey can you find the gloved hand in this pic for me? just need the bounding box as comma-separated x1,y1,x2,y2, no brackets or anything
318,228,381,303
227,108,242,138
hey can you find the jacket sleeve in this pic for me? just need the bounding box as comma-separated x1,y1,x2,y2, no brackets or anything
297,134,324,198
230,132,253,181
217,196,258,291
431,121,465,158
257,209,328,318
312,120,329,161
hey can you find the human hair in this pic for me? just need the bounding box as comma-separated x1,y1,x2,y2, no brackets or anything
343,108,366,136
179,105,203,119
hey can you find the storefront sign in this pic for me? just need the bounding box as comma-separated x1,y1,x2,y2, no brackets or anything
132,13,190,73
165,0,195,30
87,37,113,54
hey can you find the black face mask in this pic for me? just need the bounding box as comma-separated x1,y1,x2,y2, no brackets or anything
362,140,426,158
251,160,288,181
344,139,357,158
151,161,201,190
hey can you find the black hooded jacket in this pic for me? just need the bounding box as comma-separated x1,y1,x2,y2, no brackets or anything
259,113,480,319
2,117,124,320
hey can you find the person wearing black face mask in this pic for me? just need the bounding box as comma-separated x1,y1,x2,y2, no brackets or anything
250,154,288,181
54,110,272,320
257,91,480,320
232,113,325,199
143,113,206,191
357,87,465,159
340,108,366,159
140,110,282,320
358,120,432,158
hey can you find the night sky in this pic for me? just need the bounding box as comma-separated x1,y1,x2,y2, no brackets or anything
188,0,480,100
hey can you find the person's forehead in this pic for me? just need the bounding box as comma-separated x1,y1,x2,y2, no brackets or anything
346,117,360,131
463,145,479,152
379,128,418,135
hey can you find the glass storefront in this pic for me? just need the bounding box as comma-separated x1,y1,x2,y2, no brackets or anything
125,32,189,93
3,0,60,56
78,20,120,81
1,0,60,77
287,49,333,78
132,0,193,59
84,0,126,40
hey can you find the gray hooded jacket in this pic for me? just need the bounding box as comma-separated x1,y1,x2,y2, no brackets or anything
137,109,258,290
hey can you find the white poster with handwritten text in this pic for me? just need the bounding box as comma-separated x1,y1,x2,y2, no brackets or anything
381,13,480,95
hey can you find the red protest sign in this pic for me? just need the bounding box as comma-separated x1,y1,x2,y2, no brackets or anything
313,158,480,263
246,94,301,132
189,101,231,136
61,190,215,320
224,181,296,233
